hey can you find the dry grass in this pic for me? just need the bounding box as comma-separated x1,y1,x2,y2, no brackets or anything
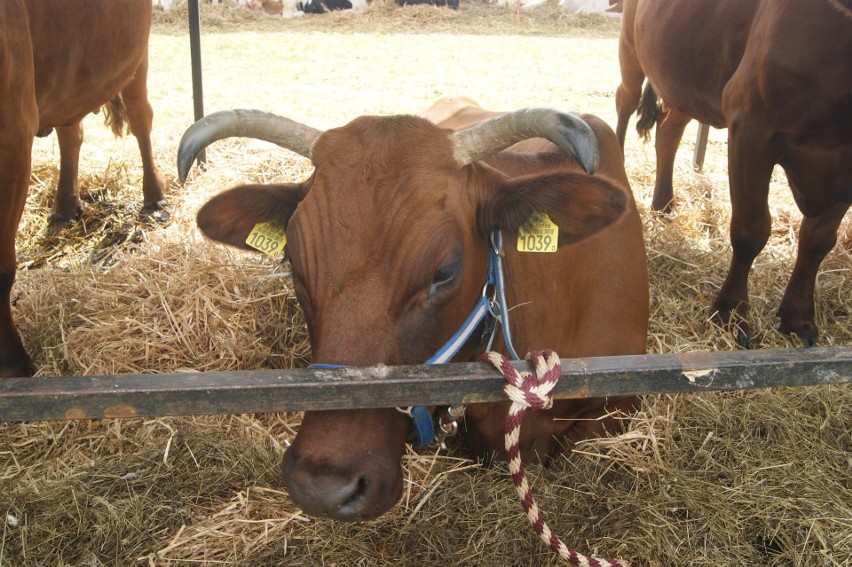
2,3,850,566
152,0,622,37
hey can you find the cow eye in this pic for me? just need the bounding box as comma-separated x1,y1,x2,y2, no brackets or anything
428,262,461,299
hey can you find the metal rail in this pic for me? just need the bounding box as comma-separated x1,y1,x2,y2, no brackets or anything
0,347,849,423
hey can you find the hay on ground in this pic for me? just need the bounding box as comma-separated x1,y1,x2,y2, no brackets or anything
1,4,849,566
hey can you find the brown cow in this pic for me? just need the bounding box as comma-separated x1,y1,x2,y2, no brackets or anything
615,0,852,345
29,0,167,228
178,96,648,520
0,0,165,378
1,0,39,379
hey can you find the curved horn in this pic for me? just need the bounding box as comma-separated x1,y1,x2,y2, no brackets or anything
177,109,323,183
449,108,600,174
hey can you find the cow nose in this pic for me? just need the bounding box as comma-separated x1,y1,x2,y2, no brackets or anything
282,448,402,521
281,408,409,520
284,462,368,519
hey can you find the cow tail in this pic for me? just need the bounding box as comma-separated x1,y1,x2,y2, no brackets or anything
635,81,661,142
102,94,130,138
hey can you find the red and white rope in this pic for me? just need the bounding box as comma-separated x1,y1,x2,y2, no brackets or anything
480,350,629,567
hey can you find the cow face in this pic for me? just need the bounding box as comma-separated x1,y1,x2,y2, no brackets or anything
183,110,627,520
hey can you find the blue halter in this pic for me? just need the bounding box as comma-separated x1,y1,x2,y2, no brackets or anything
309,231,520,447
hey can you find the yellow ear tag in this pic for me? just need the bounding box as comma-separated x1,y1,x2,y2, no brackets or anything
246,222,287,257
517,213,558,253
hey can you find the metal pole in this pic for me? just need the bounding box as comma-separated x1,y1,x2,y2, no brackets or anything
188,0,206,165
693,122,709,171
1,347,850,422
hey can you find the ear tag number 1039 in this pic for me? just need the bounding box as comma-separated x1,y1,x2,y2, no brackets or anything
517,213,558,253
246,222,287,257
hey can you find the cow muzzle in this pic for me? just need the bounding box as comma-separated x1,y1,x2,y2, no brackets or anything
282,408,408,521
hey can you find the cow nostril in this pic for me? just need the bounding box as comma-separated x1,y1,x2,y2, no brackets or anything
336,476,370,516
283,457,380,520
282,425,406,521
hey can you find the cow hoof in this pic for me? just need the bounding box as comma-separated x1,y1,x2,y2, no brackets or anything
734,325,751,349
141,202,171,224
46,211,80,235
0,353,34,378
651,200,675,214
712,310,751,349
779,321,819,347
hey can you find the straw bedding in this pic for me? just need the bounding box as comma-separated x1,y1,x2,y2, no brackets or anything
2,2,850,566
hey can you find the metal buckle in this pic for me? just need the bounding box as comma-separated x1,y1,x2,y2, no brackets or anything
434,405,466,450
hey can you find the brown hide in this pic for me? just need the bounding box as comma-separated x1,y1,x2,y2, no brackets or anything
616,0,852,344
0,0,164,377
194,98,648,520
27,0,166,226
423,97,647,460
829,0,852,16
0,0,39,378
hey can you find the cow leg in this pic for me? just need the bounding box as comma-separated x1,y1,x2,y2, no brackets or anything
1,1,38,377
614,0,639,150
651,108,690,213
713,126,774,347
614,42,644,151
0,144,35,377
777,202,850,345
48,122,85,230
120,49,168,221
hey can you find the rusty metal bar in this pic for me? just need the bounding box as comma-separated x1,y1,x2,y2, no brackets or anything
0,347,849,423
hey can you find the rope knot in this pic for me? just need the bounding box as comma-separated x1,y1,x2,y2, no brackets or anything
481,350,561,410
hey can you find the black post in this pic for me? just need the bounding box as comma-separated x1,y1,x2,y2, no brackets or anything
188,0,206,165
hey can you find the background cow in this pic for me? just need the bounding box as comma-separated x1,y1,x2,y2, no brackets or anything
615,0,852,345
202,0,368,16
396,0,459,9
296,0,365,14
177,97,648,520
28,0,166,229
0,0,39,379
0,0,164,378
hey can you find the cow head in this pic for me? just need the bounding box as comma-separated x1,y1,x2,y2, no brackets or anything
178,108,628,521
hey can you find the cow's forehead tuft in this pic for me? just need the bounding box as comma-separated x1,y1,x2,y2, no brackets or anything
312,114,458,172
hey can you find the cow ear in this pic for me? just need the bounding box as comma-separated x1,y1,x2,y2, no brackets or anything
197,183,308,250
482,172,629,246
